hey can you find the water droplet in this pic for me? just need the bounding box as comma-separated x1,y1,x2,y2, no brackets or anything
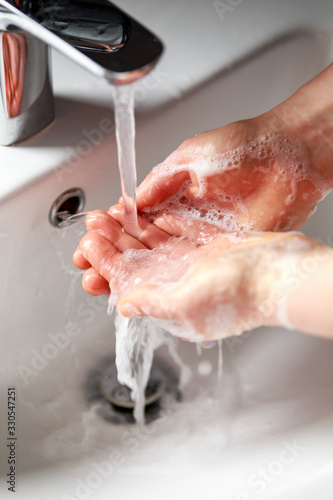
197,361,213,377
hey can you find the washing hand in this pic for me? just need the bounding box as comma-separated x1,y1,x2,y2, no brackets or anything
73,210,333,340
131,64,333,235
73,63,333,340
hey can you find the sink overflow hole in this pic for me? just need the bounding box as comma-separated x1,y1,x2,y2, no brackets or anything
49,188,85,227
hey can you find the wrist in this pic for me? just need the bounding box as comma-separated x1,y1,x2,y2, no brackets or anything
281,244,333,337
252,234,322,329
267,63,333,186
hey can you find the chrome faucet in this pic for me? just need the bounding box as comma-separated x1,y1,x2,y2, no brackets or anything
0,0,163,145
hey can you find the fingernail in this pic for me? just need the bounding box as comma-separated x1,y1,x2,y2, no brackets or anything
120,303,142,318
84,272,94,282
155,213,173,226
81,237,93,252
87,210,109,223
73,247,81,258
110,204,120,213
109,205,122,217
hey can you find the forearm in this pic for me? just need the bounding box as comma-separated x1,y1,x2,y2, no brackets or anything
271,244,333,338
270,63,333,186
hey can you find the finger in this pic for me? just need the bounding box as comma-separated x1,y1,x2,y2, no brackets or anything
118,284,172,319
79,232,121,282
135,167,189,211
85,210,148,251
153,213,225,242
135,128,226,211
73,246,91,270
82,267,110,296
110,205,172,249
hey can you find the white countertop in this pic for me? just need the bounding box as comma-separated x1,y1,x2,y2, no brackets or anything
0,0,333,203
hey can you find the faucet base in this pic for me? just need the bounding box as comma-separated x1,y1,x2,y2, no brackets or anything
0,33,54,146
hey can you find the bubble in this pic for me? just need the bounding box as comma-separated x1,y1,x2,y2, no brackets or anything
200,340,217,349
197,360,213,376
142,131,331,233
285,194,295,206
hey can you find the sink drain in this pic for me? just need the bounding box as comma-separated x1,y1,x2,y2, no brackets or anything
99,363,167,409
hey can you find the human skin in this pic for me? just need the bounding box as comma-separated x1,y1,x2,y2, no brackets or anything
133,63,333,232
74,210,333,340
73,64,333,339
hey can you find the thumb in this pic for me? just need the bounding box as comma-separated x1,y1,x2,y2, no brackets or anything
118,284,171,319
136,168,189,211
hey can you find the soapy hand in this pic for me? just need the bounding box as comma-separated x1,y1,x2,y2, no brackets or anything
73,64,333,339
132,117,329,236
72,207,222,297
128,64,333,236
73,210,325,340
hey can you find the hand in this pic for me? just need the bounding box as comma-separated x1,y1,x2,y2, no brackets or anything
131,64,333,235
73,210,321,340
133,117,328,236
73,64,333,340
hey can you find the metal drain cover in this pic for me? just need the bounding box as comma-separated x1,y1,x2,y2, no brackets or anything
99,364,166,409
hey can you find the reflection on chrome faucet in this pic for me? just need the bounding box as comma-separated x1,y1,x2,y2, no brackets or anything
33,0,130,53
2,32,26,118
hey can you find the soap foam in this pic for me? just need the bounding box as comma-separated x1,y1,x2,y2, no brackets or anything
142,132,330,232
109,230,321,349
108,236,202,301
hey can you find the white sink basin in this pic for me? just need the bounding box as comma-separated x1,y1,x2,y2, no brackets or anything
1,1,333,499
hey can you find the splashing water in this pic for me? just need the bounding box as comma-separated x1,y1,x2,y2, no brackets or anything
114,314,192,423
54,212,90,315
114,314,163,423
112,84,193,423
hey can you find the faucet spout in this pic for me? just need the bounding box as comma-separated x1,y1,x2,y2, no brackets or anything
0,0,164,145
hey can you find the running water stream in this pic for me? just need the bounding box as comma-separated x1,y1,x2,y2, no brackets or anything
112,84,192,423
113,85,139,236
